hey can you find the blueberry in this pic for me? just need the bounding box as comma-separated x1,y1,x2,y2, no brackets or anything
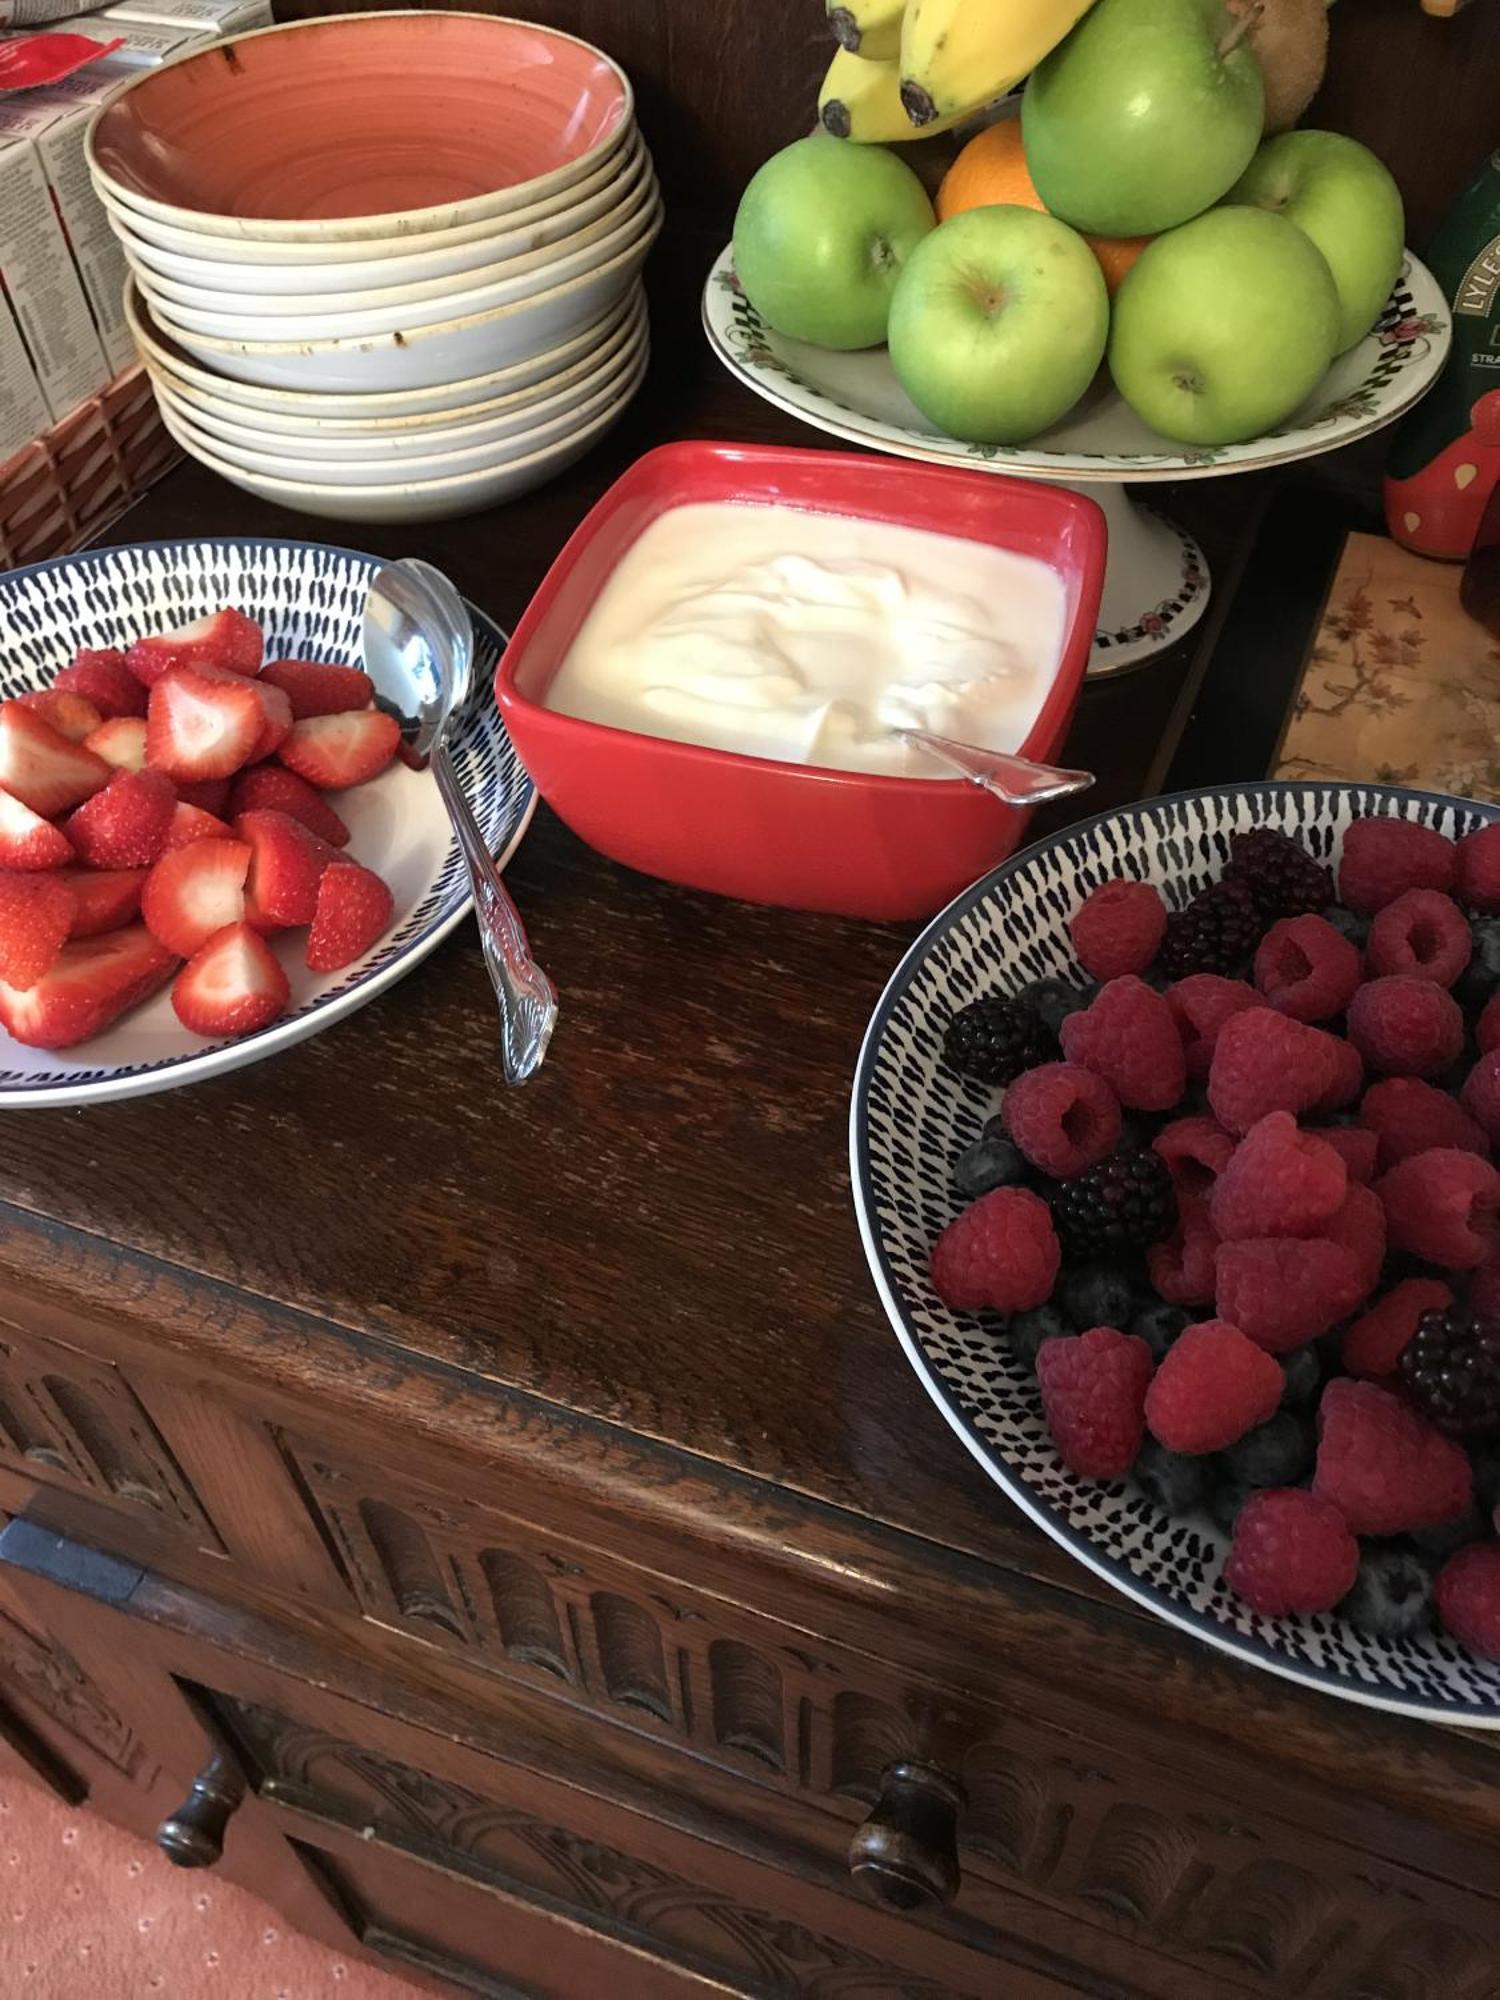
1469,1440,1500,1514
1131,1301,1189,1363
1408,1503,1485,1562
953,1133,1029,1199
1218,1412,1315,1488
1021,976,1094,1040
1279,1345,1323,1410
1472,917,1500,982
1338,1548,1433,1639
1010,1303,1072,1367
1133,1438,1209,1515
1208,1475,1255,1537
1059,1264,1136,1330
1322,905,1371,949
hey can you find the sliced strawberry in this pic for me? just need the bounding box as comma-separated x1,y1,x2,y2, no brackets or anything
234,808,338,929
146,668,263,781
227,765,349,847
0,703,111,817
0,924,177,1049
171,921,288,1039
175,778,230,816
246,677,292,763
84,716,148,773
61,867,145,938
142,837,251,957
0,873,78,990
66,769,177,868
306,860,394,973
125,607,263,687
278,708,400,791
17,689,103,743
56,649,147,720
160,802,233,855
259,659,374,720
0,789,73,871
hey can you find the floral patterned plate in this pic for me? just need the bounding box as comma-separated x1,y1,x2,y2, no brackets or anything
703,247,1449,484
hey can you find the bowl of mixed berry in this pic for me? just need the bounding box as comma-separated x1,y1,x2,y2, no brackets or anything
851,784,1500,1719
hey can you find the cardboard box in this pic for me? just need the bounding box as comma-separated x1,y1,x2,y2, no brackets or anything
0,127,110,421
98,0,270,31
0,289,51,469
0,65,141,376
82,17,215,63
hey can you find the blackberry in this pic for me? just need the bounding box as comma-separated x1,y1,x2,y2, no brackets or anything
1226,828,1334,919
1217,1411,1314,1488
1321,904,1371,951
1338,1549,1433,1639
1010,1303,1071,1367
1018,976,1092,1041
941,995,1050,1085
953,1127,1030,1199
1050,1148,1176,1261
1133,1438,1209,1515
1158,878,1264,978
1059,1264,1136,1330
1399,1305,1500,1438
1131,1301,1190,1363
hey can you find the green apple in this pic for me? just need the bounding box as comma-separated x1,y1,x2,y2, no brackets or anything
1227,130,1405,352
887,207,1108,445
732,134,934,350
1022,0,1266,237
1109,207,1340,444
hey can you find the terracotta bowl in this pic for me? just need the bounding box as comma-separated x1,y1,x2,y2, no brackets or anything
87,11,633,243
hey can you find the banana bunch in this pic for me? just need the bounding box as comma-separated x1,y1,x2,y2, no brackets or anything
825,0,905,62
818,44,968,142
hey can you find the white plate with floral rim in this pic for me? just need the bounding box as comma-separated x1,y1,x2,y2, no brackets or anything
0,538,535,1107
703,245,1450,482
852,782,1500,1725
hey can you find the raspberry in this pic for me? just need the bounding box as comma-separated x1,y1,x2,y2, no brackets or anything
1318,1124,1380,1184
1376,1148,1500,1270
1158,878,1264,978
1339,816,1456,914
1215,1235,1366,1352
1314,1377,1473,1535
1225,827,1334,920
1036,1326,1153,1479
1456,822,1500,915
1461,1050,1500,1143
1316,1037,1366,1115
1341,1278,1454,1378
1360,1075,1488,1171
1146,1193,1220,1306
1059,976,1186,1113
1367,889,1472,987
1144,1319,1283,1453
1481,991,1500,1055
1166,974,1264,1080
1152,1114,1236,1199
1224,1489,1359,1615
930,1187,1061,1314
1325,1183,1388,1292
1252,914,1361,1022
1209,1112,1348,1242
1206,1007,1346,1134
1435,1545,1500,1660
1002,1062,1122,1178
1069,880,1166,981
1347,976,1464,1078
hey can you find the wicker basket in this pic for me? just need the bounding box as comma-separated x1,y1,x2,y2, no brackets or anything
0,365,179,572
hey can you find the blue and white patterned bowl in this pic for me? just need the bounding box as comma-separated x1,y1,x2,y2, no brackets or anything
852,784,1500,1724
0,538,535,1106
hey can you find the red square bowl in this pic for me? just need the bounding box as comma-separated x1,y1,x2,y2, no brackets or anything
494,441,1106,920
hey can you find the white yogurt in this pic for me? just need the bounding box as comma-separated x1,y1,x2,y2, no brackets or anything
544,500,1067,777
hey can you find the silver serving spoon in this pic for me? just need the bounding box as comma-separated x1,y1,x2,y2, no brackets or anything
895,726,1094,805
363,557,558,1084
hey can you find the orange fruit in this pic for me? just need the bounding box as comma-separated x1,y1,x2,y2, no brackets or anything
935,119,1153,299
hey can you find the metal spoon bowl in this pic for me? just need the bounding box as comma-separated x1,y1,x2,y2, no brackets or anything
363,558,557,1083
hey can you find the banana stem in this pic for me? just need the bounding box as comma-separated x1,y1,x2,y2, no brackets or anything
1217,0,1264,57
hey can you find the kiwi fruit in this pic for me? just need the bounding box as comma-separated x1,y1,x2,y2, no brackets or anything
1227,0,1330,133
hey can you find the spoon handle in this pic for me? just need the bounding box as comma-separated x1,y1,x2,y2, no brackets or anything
432,743,558,1084
896,726,1095,806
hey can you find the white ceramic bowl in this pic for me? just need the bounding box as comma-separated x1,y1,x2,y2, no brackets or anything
150,213,659,392
96,123,640,272
150,326,647,480
157,348,647,521
103,132,649,297
141,292,648,450
124,278,643,420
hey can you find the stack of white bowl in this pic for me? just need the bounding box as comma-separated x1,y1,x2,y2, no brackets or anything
87,13,661,523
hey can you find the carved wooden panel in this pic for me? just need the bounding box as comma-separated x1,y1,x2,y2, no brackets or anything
214,1691,957,1999
0,1601,143,1778
0,1321,218,1545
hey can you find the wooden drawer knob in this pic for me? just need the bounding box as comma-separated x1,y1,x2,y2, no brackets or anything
848,1760,964,1911
157,1748,244,1868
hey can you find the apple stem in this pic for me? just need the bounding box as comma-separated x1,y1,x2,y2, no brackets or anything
1217,1,1263,57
